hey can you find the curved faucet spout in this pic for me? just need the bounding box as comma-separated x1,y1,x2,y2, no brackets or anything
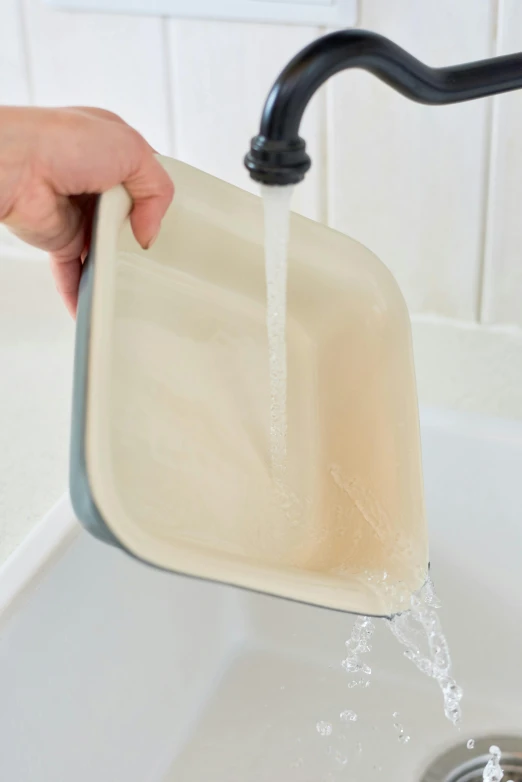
245,29,522,185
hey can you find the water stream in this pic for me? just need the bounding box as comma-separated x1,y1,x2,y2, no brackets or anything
261,184,294,478
261,184,462,731
388,576,462,725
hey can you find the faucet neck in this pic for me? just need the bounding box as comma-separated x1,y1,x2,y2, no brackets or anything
245,29,522,185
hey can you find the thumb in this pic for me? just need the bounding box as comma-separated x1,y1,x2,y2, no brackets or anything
123,154,174,249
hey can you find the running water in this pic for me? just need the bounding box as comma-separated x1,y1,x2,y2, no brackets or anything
261,186,462,735
388,576,462,725
336,575,461,729
261,185,294,477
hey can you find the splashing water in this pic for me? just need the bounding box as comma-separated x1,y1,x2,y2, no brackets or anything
316,721,333,737
388,576,463,725
483,746,504,782
392,711,411,744
342,615,375,680
261,185,293,477
340,709,358,722
347,679,370,689
262,187,462,742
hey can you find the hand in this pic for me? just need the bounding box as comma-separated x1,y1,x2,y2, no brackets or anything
0,106,174,316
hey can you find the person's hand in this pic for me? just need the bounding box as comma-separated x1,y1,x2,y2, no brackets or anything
0,106,174,316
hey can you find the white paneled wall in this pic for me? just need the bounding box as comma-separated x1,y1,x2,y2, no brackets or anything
328,0,495,320
0,0,29,105
167,21,323,220
1,0,522,331
482,0,522,328
23,0,172,153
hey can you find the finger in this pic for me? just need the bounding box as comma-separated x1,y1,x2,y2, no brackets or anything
49,253,82,317
47,197,90,318
42,115,172,248
70,193,97,256
124,152,174,249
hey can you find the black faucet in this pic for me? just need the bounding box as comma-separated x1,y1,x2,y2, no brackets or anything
245,29,522,186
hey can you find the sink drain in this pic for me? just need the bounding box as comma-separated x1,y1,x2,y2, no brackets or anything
421,736,522,782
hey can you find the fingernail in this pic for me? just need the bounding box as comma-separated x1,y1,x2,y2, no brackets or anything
146,227,160,250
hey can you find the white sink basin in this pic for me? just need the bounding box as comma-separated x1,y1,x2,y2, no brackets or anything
0,408,521,781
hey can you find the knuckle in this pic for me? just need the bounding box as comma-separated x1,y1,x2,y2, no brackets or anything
159,173,174,202
68,106,125,125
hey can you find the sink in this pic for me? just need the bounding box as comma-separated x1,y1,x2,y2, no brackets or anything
0,408,521,781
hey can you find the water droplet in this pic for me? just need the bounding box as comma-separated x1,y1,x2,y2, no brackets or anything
316,721,333,737
467,739,475,749
346,678,370,689
335,751,348,766
356,742,363,754
340,709,358,722
393,713,411,744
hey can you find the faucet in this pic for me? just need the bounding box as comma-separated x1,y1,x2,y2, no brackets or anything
245,29,522,186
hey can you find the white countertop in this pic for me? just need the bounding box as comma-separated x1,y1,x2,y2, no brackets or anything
0,251,74,565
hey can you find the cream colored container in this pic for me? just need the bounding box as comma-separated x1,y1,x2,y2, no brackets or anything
70,156,428,617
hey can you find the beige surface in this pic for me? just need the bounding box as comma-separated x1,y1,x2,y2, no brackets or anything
85,158,428,616
0,253,74,564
